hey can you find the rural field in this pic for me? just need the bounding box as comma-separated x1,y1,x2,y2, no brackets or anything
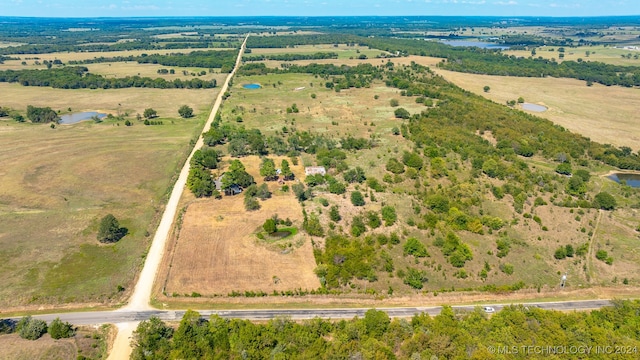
0,84,218,309
245,44,390,59
504,45,640,66
156,61,640,301
160,155,320,297
433,68,640,149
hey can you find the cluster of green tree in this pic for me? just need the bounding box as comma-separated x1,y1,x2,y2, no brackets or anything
0,66,217,90
313,235,379,287
244,52,339,61
1,316,74,341
438,51,640,87
222,160,255,195
496,34,573,47
26,105,58,123
186,147,221,198
131,301,640,360
135,50,237,72
246,34,362,48
239,62,382,90
0,40,236,56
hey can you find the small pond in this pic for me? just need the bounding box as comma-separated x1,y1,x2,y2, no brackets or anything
521,103,548,112
440,40,510,50
243,83,262,89
58,111,107,124
607,173,640,188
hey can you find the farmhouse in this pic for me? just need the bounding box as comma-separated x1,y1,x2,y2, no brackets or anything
214,174,243,195
305,166,326,176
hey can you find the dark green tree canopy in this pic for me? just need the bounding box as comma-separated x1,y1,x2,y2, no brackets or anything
178,105,194,118
97,214,127,243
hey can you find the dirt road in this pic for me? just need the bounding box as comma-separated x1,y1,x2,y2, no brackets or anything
106,35,248,360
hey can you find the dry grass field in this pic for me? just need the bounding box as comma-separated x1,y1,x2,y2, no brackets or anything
84,63,227,80
162,155,320,296
0,84,217,308
432,69,640,150
505,45,640,66
1,48,202,64
246,44,390,59
0,82,217,119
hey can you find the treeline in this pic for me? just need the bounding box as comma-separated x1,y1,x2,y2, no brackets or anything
0,66,217,90
439,53,640,87
67,49,238,72
136,50,238,71
0,41,237,56
243,52,338,61
131,301,640,359
246,34,362,48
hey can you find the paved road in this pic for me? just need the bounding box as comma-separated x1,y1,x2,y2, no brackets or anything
14,299,613,325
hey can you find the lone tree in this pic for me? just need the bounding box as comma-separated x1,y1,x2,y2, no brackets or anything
263,218,277,234
143,108,158,119
483,86,490,93
594,192,617,210
281,159,294,180
97,214,128,243
351,191,365,206
259,158,277,181
178,105,193,118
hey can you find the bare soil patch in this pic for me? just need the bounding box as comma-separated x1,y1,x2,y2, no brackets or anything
163,156,319,296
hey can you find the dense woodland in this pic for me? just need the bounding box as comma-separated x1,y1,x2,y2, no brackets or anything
130,301,640,359
68,50,239,71
0,66,218,89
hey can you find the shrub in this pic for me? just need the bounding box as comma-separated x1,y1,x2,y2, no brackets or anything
350,191,365,206
554,247,567,259
366,211,381,229
17,316,47,340
386,158,405,174
594,192,616,210
403,238,428,257
351,216,366,237
381,206,397,226
329,205,341,222
244,196,261,211
48,318,74,339
403,267,428,289
555,162,572,175
303,213,324,237
394,107,410,119
500,263,514,275
596,250,608,261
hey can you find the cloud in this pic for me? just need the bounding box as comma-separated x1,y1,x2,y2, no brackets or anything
494,0,517,5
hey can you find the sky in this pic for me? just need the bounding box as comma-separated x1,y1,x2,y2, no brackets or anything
1,0,639,18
